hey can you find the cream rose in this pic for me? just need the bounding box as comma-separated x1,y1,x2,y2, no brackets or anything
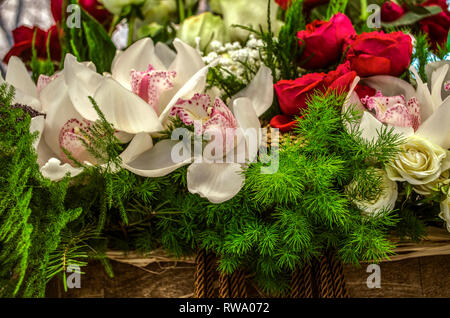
348,169,398,217
440,191,450,232
386,135,450,185
413,170,450,196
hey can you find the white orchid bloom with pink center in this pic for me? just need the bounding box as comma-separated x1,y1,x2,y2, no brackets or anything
360,91,421,131
0,56,41,112
345,61,450,150
123,65,274,203
28,57,161,182
63,37,212,136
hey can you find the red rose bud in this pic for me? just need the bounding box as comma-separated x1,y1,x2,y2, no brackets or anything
271,62,356,132
380,1,405,22
419,0,450,51
3,25,62,64
346,31,412,77
297,13,356,70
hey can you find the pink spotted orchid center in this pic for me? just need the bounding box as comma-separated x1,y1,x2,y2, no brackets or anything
170,94,239,154
445,80,450,92
131,65,177,114
361,90,421,131
59,118,97,165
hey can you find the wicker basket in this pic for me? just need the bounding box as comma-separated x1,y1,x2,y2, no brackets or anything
104,226,450,298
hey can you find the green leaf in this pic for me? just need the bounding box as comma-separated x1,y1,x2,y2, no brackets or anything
64,2,116,74
447,28,450,52
381,6,442,27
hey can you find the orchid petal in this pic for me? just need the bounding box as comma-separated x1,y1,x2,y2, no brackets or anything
30,115,45,151
187,162,244,203
416,97,450,149
5,56,41,111
410,66,435,122
41,158,83,182
155,42,176,69
358,112,413,143
123,139,191,177
169,38,205,88
93,78,164,134
430,64,449,107
6,56,38,98
232,65,273,117
120,132,153,164
111,38,165,90
233,97,261,162
64,54,103,121
362,76,416,101
40,75,84,158
159,62,214,123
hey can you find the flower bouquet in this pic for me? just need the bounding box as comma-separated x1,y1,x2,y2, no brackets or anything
0,0,449,298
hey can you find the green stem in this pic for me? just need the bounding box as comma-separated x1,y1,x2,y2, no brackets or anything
360,0,368,21
178,0,185,23
128,16,135,47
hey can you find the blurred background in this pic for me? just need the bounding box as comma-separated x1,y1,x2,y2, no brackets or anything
0,0,53,76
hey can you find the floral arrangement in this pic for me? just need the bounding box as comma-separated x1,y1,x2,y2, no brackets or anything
0,0,449,297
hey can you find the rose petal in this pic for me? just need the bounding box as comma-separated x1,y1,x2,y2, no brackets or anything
187,162,244,203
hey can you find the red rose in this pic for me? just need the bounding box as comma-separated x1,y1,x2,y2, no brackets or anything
51,0,112,26
271,62,356,132
381,1,405,22
419,0,450,50
3,25,62,64
346,31,412,77
297,13,356,70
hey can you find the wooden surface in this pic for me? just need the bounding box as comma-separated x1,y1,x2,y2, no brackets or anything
46,254,450,298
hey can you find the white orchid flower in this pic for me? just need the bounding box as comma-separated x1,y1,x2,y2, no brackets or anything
344,62,450,149
29,61,153,182
64,37,212,136
123,65,274,203
59,38,215,180
0,56,41,112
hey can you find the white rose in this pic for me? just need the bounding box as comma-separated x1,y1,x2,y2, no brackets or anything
386,135,449,185
440,191,450,232
348,169,398,217
413,170,450,196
